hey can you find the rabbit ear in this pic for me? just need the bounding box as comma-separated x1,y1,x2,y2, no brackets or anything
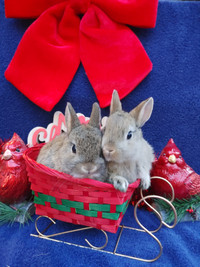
130,97,154,128
110,90,122,115
65,102,81,134
89,102,101,128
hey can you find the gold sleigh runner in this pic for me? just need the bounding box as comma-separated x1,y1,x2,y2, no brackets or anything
30,176,177,263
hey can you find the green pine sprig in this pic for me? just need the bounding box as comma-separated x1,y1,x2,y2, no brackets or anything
0,201,33,225
155,194,200,223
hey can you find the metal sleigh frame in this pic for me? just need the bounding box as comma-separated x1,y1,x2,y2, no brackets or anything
30,177,177,262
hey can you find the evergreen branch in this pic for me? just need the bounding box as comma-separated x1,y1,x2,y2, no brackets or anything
155,194,200,223
0,201,34,225
0,202,18,225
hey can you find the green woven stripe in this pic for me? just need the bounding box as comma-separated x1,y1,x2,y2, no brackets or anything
32,191,130,220
102,212,120,220
89,200,129,213
116,200,129,212
51,203,71,212
37,192,56,203
89,203,110,212
34,196,45,206
122,201,129,215
33,192,83,209
76,209,98,217
62,199,84,209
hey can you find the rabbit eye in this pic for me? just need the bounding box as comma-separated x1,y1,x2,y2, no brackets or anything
127,131,133,140
72,144,76,154
16,148,20,152
179,155,182,159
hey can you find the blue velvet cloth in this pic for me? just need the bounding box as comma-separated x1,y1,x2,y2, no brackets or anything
0,0,200,266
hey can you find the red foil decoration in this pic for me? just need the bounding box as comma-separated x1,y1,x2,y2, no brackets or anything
151,138,200,199
0,133,30,204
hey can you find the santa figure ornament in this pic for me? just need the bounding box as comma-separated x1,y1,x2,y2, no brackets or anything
151,138,200,200
0,133,30,204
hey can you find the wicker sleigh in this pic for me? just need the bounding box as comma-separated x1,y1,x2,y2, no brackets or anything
24,144,140,233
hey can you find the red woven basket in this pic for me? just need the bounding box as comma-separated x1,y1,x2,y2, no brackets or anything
24,144,140,233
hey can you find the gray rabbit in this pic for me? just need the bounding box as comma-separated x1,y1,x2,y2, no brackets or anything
37,102,107,181
102,90,154,192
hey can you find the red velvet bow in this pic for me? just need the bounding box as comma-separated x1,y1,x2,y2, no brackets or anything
5,0,158,111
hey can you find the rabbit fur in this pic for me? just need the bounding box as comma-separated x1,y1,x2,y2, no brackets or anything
37,102,107,181
102,90,154,192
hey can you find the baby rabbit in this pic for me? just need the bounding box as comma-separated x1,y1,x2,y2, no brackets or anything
37,102,107,182
102,90,154,192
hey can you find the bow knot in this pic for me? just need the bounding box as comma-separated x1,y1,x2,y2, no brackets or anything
70,0,90,15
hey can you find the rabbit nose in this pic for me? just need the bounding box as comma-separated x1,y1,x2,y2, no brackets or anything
103,148,115,157
81,164,97,174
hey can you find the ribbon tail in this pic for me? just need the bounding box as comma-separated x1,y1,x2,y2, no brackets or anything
5,0,67,18
93,0,158,28
80,5,152,108
5,2,80,111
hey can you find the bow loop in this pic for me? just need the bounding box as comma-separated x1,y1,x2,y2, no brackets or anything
70,0,90,15
80,5,152,107
5,2,81,111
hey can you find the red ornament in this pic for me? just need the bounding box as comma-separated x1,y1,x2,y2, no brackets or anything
0,133,31,204
151,138,200,199
4,0,158,111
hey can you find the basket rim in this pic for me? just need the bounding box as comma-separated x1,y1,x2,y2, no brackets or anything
24,144,140,191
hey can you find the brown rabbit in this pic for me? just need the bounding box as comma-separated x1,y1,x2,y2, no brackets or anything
37,102,107,181
102,90,154,192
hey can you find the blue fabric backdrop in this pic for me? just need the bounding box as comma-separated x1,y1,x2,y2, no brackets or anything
0,0,200,266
